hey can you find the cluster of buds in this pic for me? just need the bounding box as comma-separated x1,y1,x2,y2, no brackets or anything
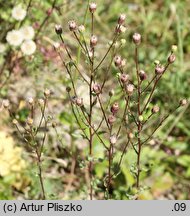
68,20,77,31
126,84,134,96
111,102,119,115
55,24,63,35
114,55,126,68
89,2,97,13
151,105,160,113
139,70,147,81
132,32,141,45
93,83,101,95
115,24,127,34
90,35,98,47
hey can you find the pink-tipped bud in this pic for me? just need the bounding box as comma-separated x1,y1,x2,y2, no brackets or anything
168,53,176,64
111,102,119,115
118,14,126,25
55,24,63,35
89,2,97,13
90,35,98,47
139,70,147,81
132,32,141,45
108,115,116,125
93,83,101,94
114,55,122,67
110,134,117,145
76,98,83,107
68,20,77,31
120,73,129,83
155,65,165,75
126,84,134,96
152,105,160,113
180,99,187,106
46,8,52,16
2,99,10,109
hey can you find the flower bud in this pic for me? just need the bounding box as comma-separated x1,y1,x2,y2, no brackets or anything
55,24,63,35
168,53,176,64
12,119,18,125
126,84,134,96
52,122,57,128
128,132,134,139
28,97,34,106
171,45,177,52
78,25,85,32
120,73,129,83
120,38,126,45
155,65,165,75
180,99,187,106
93,83,101,94
114,55,122,67
2,99,10,109
26,117,33,126
154,60,160,65
44,88,51,97
152,105,160,113
68,20,77,31
76,97,83,107
109,89,114,97
110,134,117,145
38,98,45,106
111,102,119,115
115,25,126,33
46,8,52,16
90,35,98,47
139,70,147,81
138,115,144,122
89,2,97,13
132,32,141,45
66,86,71,92
108,115,116,125
118,14,126,25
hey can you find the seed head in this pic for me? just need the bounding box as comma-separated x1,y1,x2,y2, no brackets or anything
168,53,176,64
108,115,116,125
114,55,122,67
120,73,129,83
55,24,63,35
132,32,141,45
180,99,187,106
76,97,83,107
89,2,97,13
118,14,126,25
2,99,10,109
139,70,147,81
126,84,134,96
93,83,101,94
155,65,165,75
110,134,117,145
90,35,98,47
111,102,119,115
68,20,77,31
152,105,160,113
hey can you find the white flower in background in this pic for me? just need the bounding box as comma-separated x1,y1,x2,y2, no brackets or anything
6,30,24,46
21,40,36,55
0,43,6,53
12,5,26,21
20,26,35,40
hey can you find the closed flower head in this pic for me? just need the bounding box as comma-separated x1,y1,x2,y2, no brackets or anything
90,35,98,47
89,2,97,13
118,14,126,25
55,24,63,35
68,20,77,31
126,84,134,96
132,32,141,45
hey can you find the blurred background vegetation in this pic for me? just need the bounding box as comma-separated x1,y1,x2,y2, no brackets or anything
0,0,190,199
